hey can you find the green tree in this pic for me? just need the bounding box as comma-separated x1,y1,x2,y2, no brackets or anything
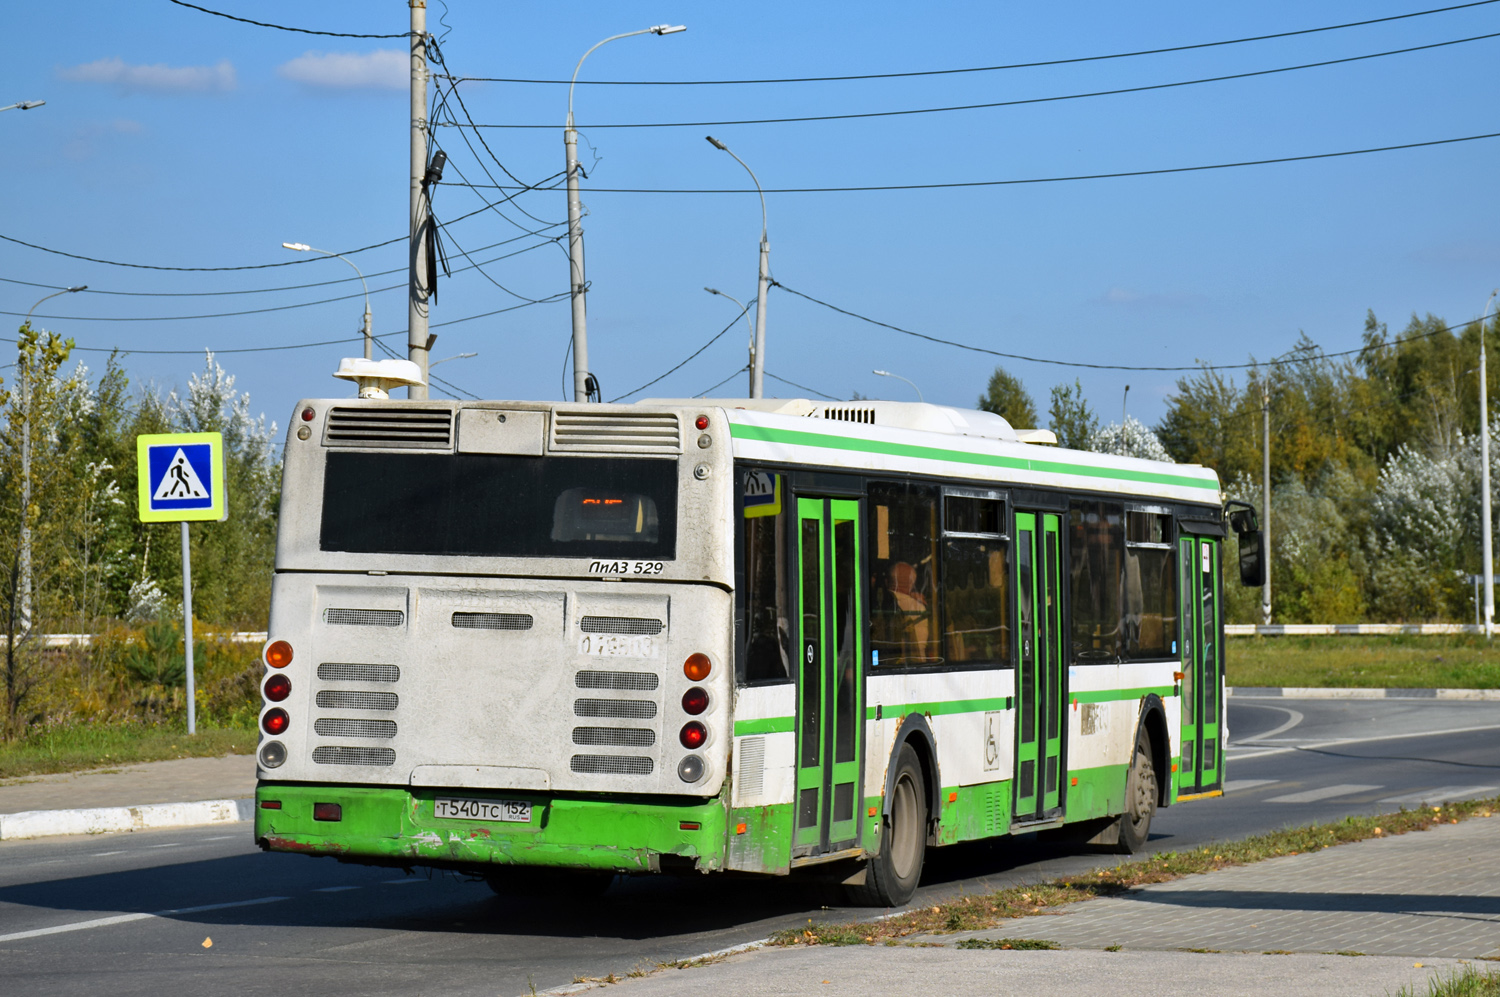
977,366,1038,427
1047,379,1098,449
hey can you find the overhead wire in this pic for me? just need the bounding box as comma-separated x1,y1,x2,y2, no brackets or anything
448,31,1500,130
165,0,409,38
609,303,751,402
695,365,751,398
446,130,1500,194
765,370,842,401
441,0,1500,85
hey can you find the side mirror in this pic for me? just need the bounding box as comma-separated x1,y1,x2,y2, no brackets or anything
1236,529,1266,587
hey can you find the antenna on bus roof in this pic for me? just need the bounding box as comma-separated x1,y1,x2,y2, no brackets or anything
333,357,426,400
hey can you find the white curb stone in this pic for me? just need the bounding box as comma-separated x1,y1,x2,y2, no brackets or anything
0,798,253,840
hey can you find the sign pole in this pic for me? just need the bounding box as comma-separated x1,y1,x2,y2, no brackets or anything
181,521,195,735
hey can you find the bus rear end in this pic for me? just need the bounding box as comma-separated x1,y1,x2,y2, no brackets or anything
255,399,737,879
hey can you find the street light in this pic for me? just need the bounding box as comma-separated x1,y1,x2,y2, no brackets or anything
873,368,923,402
283,242,373,362
1481,289,1498,638
705,135,770,399
1,100,45,112
430,352,477,368
564,24,686,403
705,287,755,393
18,285,86,634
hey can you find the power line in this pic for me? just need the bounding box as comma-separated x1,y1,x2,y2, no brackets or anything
766,370,842,401
165,0,409,39
446,130,1500,194
609,304,751,402
775,283,1491,374
448,32,1500,130
441,0,1500,85
694,365,750,398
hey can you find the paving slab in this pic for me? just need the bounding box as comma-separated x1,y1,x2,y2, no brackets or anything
588,947,1471,997
0,754,255,815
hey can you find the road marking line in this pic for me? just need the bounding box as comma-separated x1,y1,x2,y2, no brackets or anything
1232,705,1305,743
89,851,123,858
1224,779,1279,792
314,886,360,893
1377,785,1499,806
0,896,288,944
1266,783,1382,804
383,878,423,885
1222,722,1500,761
147,842,182,849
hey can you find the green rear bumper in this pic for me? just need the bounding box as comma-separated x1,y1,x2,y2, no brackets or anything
255,782,728,874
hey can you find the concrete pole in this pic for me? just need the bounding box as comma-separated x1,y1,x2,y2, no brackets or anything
705,136,769,398
1481,290,1497,638
181,522,196,735
407,0,430,399
1262,382,1272,626
565,122,590,402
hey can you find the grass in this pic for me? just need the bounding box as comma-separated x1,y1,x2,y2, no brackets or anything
1398,965,1500,997
1227,634,1500,689
0,719,255,780
955,938,1059,950
767,797,1498,948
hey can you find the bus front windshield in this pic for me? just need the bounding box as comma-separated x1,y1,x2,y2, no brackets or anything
320,452,677,560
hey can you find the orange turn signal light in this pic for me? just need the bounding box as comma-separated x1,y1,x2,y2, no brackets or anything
265,640,293,668
684,653,712,682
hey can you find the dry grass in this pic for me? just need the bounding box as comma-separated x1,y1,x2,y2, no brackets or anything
1227,634,1500,689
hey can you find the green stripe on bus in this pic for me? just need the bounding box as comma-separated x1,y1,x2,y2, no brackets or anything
728,423,1219,491
1071,685,1175,704
867,696,1010,720
733,716,796,736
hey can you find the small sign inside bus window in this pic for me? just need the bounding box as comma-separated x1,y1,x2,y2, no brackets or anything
743,470,781,519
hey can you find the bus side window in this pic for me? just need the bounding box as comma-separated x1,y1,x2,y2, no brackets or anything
743,473,791,683
1069,499,1124,662
868,481,941,666
1123,509,1177,659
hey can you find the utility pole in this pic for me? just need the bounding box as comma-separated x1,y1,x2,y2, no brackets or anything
704,136,769,398
407,0,431,399
1262,381,1273,626
1481,290,1497,637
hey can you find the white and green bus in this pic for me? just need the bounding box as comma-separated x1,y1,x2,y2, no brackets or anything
255,395,1261,905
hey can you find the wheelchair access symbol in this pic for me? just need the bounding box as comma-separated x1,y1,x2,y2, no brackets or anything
136,432,227,523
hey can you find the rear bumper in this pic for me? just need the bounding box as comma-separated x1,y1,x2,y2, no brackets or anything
255,781,727,874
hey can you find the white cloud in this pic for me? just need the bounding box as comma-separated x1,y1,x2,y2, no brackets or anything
277,50,406,90
58,56,236,94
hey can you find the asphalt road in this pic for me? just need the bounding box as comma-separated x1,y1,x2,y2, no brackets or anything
2,698,1497,997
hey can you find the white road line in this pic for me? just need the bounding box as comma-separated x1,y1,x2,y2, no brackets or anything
1224,779,1279,793
203,835,235,841
1265,783,1383,804
313,886,360,893
1224,722,1500,761
0,895,288,944
88,851,123,858
1377,785,1500,806
383,878,423,885
147,842,182,849
1231,705,1305,744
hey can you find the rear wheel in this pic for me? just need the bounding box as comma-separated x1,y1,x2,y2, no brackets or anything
485,867,615,899
845,743,927,907
1114,725,1158,854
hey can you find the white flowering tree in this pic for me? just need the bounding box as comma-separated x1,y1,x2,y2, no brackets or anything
1087,416,1174,462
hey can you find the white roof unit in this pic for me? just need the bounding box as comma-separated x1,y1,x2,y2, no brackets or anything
639,397,1055,444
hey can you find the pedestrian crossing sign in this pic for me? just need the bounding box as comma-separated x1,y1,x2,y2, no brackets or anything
136,432,227,523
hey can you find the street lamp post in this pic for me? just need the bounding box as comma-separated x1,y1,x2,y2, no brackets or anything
1,100,45,112
18,285,85,634
282,243,372,361
1481,289,1498,637
705,287,755,391
705,136,770,399
565,24,686,403
873,368,923,402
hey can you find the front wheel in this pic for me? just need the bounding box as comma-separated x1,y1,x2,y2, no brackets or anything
845,743,927,907
1114,724,1158,854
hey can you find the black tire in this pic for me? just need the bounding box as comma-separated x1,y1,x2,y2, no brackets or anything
845,742,927,907
485,867,615,898
1114,724,1158,854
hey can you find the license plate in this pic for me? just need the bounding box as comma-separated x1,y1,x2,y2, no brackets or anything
434,798,532,823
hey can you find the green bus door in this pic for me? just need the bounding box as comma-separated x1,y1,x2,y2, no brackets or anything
1177,534,1223,795
794,497,865,855
1014,512,1064,823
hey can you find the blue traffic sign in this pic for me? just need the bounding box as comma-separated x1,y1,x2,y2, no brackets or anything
136,432,227,523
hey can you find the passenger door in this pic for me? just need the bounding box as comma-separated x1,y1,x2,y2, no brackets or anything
793,497,865,855
1177,533,1223,795
1014,511,1064,823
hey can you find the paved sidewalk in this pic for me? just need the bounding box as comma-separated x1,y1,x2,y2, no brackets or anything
0,754,255,815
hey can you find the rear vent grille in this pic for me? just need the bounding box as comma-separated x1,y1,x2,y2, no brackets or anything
324,608,404,628
314,718,397,739
572,727,655,747
313,745,395,767
570,754,653,775
574,699,657,719
738,736,766,798
452,612,533,631
820,406,876,424
551,410,681,453
317,662,400,683
325,406,453,449
575,670,659,691
317,690,398,711
579,616,664,636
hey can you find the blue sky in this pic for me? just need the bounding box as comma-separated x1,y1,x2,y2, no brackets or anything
4,1,1499,435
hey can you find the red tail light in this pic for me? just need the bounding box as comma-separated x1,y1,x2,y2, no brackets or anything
679,721,706,749
262,708,289,735
313,803,342,822
681,687,709,715
264,673,291,702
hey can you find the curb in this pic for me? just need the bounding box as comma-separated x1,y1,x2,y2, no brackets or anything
0,798,253,841
1227,687,1500,700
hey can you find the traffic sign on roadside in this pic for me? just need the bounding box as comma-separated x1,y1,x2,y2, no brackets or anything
136,432,227,523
